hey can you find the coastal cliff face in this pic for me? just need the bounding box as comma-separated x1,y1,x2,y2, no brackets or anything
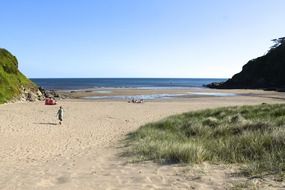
0,48,43,103
207,38,285,91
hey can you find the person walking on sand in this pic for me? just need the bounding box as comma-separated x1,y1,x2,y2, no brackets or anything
56,106,64,125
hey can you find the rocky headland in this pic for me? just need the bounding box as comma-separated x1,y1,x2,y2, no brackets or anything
207,37,285,91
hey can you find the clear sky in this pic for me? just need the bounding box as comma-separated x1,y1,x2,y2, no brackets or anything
1,0,284,78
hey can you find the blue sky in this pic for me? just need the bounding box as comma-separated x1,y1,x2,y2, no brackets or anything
1,0,284,78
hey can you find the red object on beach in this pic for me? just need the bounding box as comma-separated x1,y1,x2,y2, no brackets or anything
45,98,57,105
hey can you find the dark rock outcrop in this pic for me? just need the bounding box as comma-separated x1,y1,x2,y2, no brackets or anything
207,37,285,91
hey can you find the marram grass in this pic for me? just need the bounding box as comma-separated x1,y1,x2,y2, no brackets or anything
127,104,285,177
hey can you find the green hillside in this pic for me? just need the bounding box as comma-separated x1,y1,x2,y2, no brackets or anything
0,48,38,103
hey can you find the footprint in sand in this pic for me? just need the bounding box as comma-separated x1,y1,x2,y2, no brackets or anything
56,176,70,184
37,175,70,187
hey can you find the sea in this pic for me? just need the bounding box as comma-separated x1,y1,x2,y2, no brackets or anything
30,78,226,90
31,78,232,100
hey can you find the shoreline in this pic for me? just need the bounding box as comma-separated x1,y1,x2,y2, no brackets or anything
53,87,285,102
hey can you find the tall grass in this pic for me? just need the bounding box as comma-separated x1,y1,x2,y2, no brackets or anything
127,104,285,177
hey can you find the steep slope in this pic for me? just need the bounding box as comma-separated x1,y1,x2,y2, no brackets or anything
0,48,41,103
207,38,285,90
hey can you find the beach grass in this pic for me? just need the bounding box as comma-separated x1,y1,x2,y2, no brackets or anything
127,103,285,178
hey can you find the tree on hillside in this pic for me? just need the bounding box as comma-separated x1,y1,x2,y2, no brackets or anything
270,37,285,50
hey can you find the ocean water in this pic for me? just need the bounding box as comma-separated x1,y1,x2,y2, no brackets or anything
31,78,226,90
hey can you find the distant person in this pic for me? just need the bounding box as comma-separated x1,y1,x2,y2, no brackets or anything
56,106,64,125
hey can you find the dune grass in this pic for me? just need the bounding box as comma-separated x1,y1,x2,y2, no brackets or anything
127,103,285,177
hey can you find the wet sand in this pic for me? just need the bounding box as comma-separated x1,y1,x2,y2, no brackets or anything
58,87,285,101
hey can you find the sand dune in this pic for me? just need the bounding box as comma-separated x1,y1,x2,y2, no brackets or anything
0,90,284,189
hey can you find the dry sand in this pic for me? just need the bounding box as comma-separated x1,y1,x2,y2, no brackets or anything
0,89,285,190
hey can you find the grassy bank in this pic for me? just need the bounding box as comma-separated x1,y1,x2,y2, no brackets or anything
0,48,36,103
127,104,285,177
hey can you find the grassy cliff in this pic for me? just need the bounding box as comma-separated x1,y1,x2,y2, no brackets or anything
0,48,38,103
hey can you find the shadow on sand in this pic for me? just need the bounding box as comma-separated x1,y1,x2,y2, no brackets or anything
35,122,58,126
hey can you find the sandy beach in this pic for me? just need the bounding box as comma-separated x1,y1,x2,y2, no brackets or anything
1,89,285,190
